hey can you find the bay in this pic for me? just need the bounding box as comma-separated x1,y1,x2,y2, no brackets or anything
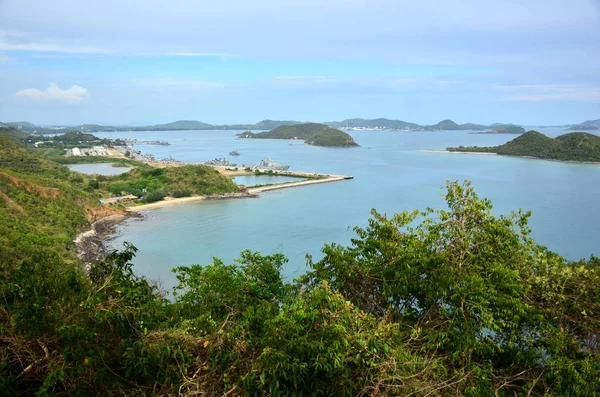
95,128,600,291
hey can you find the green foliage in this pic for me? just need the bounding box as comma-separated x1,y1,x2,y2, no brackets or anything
246,123,359,147
449,130,600,161
0,126,30,140
171,188,192,198
143,190,165,203
1,143,599,397
101,164,238,200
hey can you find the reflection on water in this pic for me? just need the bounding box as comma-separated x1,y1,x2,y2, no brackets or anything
67,163,132,175
233,174,304,186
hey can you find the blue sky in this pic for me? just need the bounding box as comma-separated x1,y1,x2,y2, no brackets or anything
0,0,599,125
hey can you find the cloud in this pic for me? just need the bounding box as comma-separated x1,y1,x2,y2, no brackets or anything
497,84,600,102
0,30,110,54
15,83,90,103
133,78,226,90
163,52,232,57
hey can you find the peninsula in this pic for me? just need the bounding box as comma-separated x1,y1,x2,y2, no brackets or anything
470,126,526,135
446,130,600,162
238,123,359,147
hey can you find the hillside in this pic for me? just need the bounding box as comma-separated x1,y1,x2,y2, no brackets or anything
152,120,213,130
448,130,600,162
3,118,530,133
567,119,600,130
0,126,31,140
471,125,526,134
241,123,359,147
326,118,421,130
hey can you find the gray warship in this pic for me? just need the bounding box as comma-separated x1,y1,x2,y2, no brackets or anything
204,157,237,167
257,156,290,171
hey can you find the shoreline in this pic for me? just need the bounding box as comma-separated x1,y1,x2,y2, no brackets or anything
421,149,497,155
74,212,142,268
422,149,600,164
125,192,258,211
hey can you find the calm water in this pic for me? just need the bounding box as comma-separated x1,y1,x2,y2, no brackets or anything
233,174,304,186
96,128,600,291
67,163,132,175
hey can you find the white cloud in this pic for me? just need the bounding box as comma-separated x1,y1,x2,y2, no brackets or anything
497,84,600,102
163,52,231,57
0,30,110,54
15,83,90,103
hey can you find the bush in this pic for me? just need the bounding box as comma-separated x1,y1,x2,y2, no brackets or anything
144,191,165,203
171,189,191,198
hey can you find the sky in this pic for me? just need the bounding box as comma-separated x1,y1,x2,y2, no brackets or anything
0,0,599,126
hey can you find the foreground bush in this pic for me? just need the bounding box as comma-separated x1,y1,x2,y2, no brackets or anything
1,181,598,395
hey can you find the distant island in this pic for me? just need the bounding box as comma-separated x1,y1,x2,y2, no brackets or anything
470,126,526,135
447,130,600,162
0,118,525,134
239,123,359,147
567,119,600,131
3,117,599,134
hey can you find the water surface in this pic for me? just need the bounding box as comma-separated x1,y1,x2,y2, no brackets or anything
233,174,304,186
96,128,600,291
67,163,132,175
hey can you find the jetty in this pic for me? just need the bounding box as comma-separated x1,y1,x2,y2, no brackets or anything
248,173,353,194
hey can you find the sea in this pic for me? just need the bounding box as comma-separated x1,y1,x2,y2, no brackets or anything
91,128,600,292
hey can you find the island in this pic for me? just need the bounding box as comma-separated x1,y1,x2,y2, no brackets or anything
470,126,526,135
447,130,600,162
238,123,359,147
567,119,600,131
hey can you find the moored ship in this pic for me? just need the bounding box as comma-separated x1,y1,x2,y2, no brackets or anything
204,157,237,167
257,156,290,171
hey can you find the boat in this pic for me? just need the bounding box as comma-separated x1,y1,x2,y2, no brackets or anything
257,156,290,171
229,150,240,156
203,157,237,167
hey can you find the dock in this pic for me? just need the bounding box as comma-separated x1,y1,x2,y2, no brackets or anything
248,173,353,194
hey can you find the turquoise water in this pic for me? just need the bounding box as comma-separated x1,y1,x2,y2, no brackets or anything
67,163,132,175
96,129,600,291
233,174,304,186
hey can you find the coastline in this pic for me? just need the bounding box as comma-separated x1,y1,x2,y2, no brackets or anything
422,149,600,164
421,149,497,155
74,212,142,268
125,192,258,211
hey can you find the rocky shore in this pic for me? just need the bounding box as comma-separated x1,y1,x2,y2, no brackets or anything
74,212,142,268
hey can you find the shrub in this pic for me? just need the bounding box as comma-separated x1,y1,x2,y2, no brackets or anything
144,191,165,203
171,189,192,198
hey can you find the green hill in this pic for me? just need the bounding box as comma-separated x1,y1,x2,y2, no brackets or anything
243,123,359,147
326,118,421,130
0,127,31,140
427,119,489,130
448,130,600,162
567,119,600,130
152,120,214,130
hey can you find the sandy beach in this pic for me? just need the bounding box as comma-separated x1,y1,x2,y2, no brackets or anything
421,149,497,155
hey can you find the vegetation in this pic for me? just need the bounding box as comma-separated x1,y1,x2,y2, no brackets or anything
448,130,600,162
0,126,31,140
1,139,599,396
472,126,526,134
100,164,238,199
241,123,359,147
567,118,600,130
